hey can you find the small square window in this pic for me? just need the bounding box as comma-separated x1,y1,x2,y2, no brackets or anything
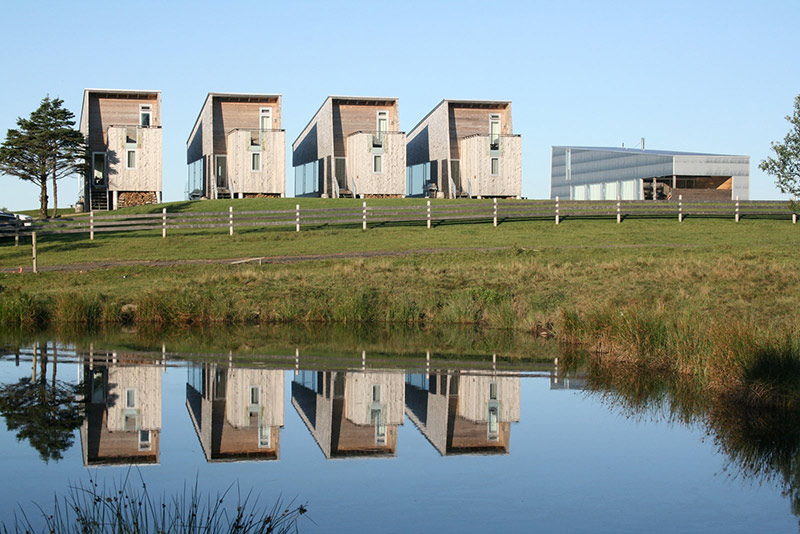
490,157,499,176
251,152,261,171
126,150,136,169
373,154,382,173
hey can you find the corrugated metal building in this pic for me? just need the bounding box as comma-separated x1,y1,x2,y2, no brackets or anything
550,146,749,201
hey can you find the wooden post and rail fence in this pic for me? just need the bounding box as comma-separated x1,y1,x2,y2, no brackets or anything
1,198,797,273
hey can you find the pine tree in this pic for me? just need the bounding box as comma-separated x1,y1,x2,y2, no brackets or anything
0,96,86,218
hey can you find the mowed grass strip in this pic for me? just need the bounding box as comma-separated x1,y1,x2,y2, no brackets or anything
1,212,798,269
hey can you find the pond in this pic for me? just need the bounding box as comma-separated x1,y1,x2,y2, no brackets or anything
0,329,797,533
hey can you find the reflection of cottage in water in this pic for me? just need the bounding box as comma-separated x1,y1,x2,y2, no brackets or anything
80,359,162,466
550,358,588,390
405,372,520,455
292,370,404,459
186,365,284,461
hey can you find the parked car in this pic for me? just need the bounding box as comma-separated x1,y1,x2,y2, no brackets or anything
0,211,33,227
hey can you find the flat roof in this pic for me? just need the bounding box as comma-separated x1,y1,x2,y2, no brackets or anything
552,146,747,158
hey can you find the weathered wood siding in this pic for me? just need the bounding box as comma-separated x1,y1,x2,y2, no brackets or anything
86,93,161,151
457,375,520,423
226,129,286,196
344,371,405,426
460,134,522,197
107,126,162,192
406,101,450,168
333,102,398,157
213,99,281,155
345,132,406,196
106,365,162,431
447,104,511,159
225,369,284,428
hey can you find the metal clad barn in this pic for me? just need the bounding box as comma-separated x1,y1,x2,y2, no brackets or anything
550,146,749,201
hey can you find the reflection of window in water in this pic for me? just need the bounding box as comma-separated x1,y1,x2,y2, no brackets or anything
371,383,386,444
125,388,137,408
488,382,499,441
139,430,152,451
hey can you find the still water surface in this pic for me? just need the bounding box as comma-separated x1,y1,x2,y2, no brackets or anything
0,338,796,533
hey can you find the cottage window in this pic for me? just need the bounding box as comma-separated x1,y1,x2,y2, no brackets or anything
250,386,261,406
373,154,383,173
260,107,272,131
376,110,388,142
490,157,499,176
490,114,501,150
138,430,152,451
125,389,137,409
251,152,261,171
126,149,137,169
140,105,152,127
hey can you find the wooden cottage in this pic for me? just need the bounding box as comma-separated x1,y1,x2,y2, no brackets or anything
405,371,520,455
292,370,404,459
80,357,162,466
292,96,406,198
186,364,283,462
406,100,522,198
79,89,162,210
186,93,285,200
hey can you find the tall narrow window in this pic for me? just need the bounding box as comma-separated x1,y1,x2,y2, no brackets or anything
126,149,137,169
125,389,136,409
490,114,501,150
250,386,261,405
376,110,388,142
251,152,261,171
259,107,272,130
373,154,383,173
372,384,382,403
140,105,152,127
490,157,499,176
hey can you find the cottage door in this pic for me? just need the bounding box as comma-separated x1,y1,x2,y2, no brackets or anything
215,156,228,189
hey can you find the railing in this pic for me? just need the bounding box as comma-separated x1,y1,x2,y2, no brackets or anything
460,133,521,151
347,130,404,148
1,199,796,246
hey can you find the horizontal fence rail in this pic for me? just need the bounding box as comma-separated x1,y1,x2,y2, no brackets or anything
1,199,797,244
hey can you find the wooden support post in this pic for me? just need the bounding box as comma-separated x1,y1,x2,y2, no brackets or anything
652,177,657,202
735,196,740,223
493,198,498,227
426,200,431,229
555,196,560,225
616,196,621,224
161,207,166,238
793,212,797,225
362,201,367,230
229,206,234,235
14,216,19,246
31,231,37,274
678,194,683,223
90,210,94,241
296,204,300,232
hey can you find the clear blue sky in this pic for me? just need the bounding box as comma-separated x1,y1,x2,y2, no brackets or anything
1,0,798,211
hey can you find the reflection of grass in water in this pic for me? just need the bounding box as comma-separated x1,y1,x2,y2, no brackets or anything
0,322,560,364
3,471,308,534
561,337,800,520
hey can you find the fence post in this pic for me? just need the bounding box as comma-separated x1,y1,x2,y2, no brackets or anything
162,207,166,238
616,196,621,224
296,204,300,232
493,198,498,227
678,195,683,223
90,210,94,241
426,200,431,229
31,231,37,274
555,196,560,225
362,201,367,231
229,206,234,236
14,216,19,246
735,196,740,223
